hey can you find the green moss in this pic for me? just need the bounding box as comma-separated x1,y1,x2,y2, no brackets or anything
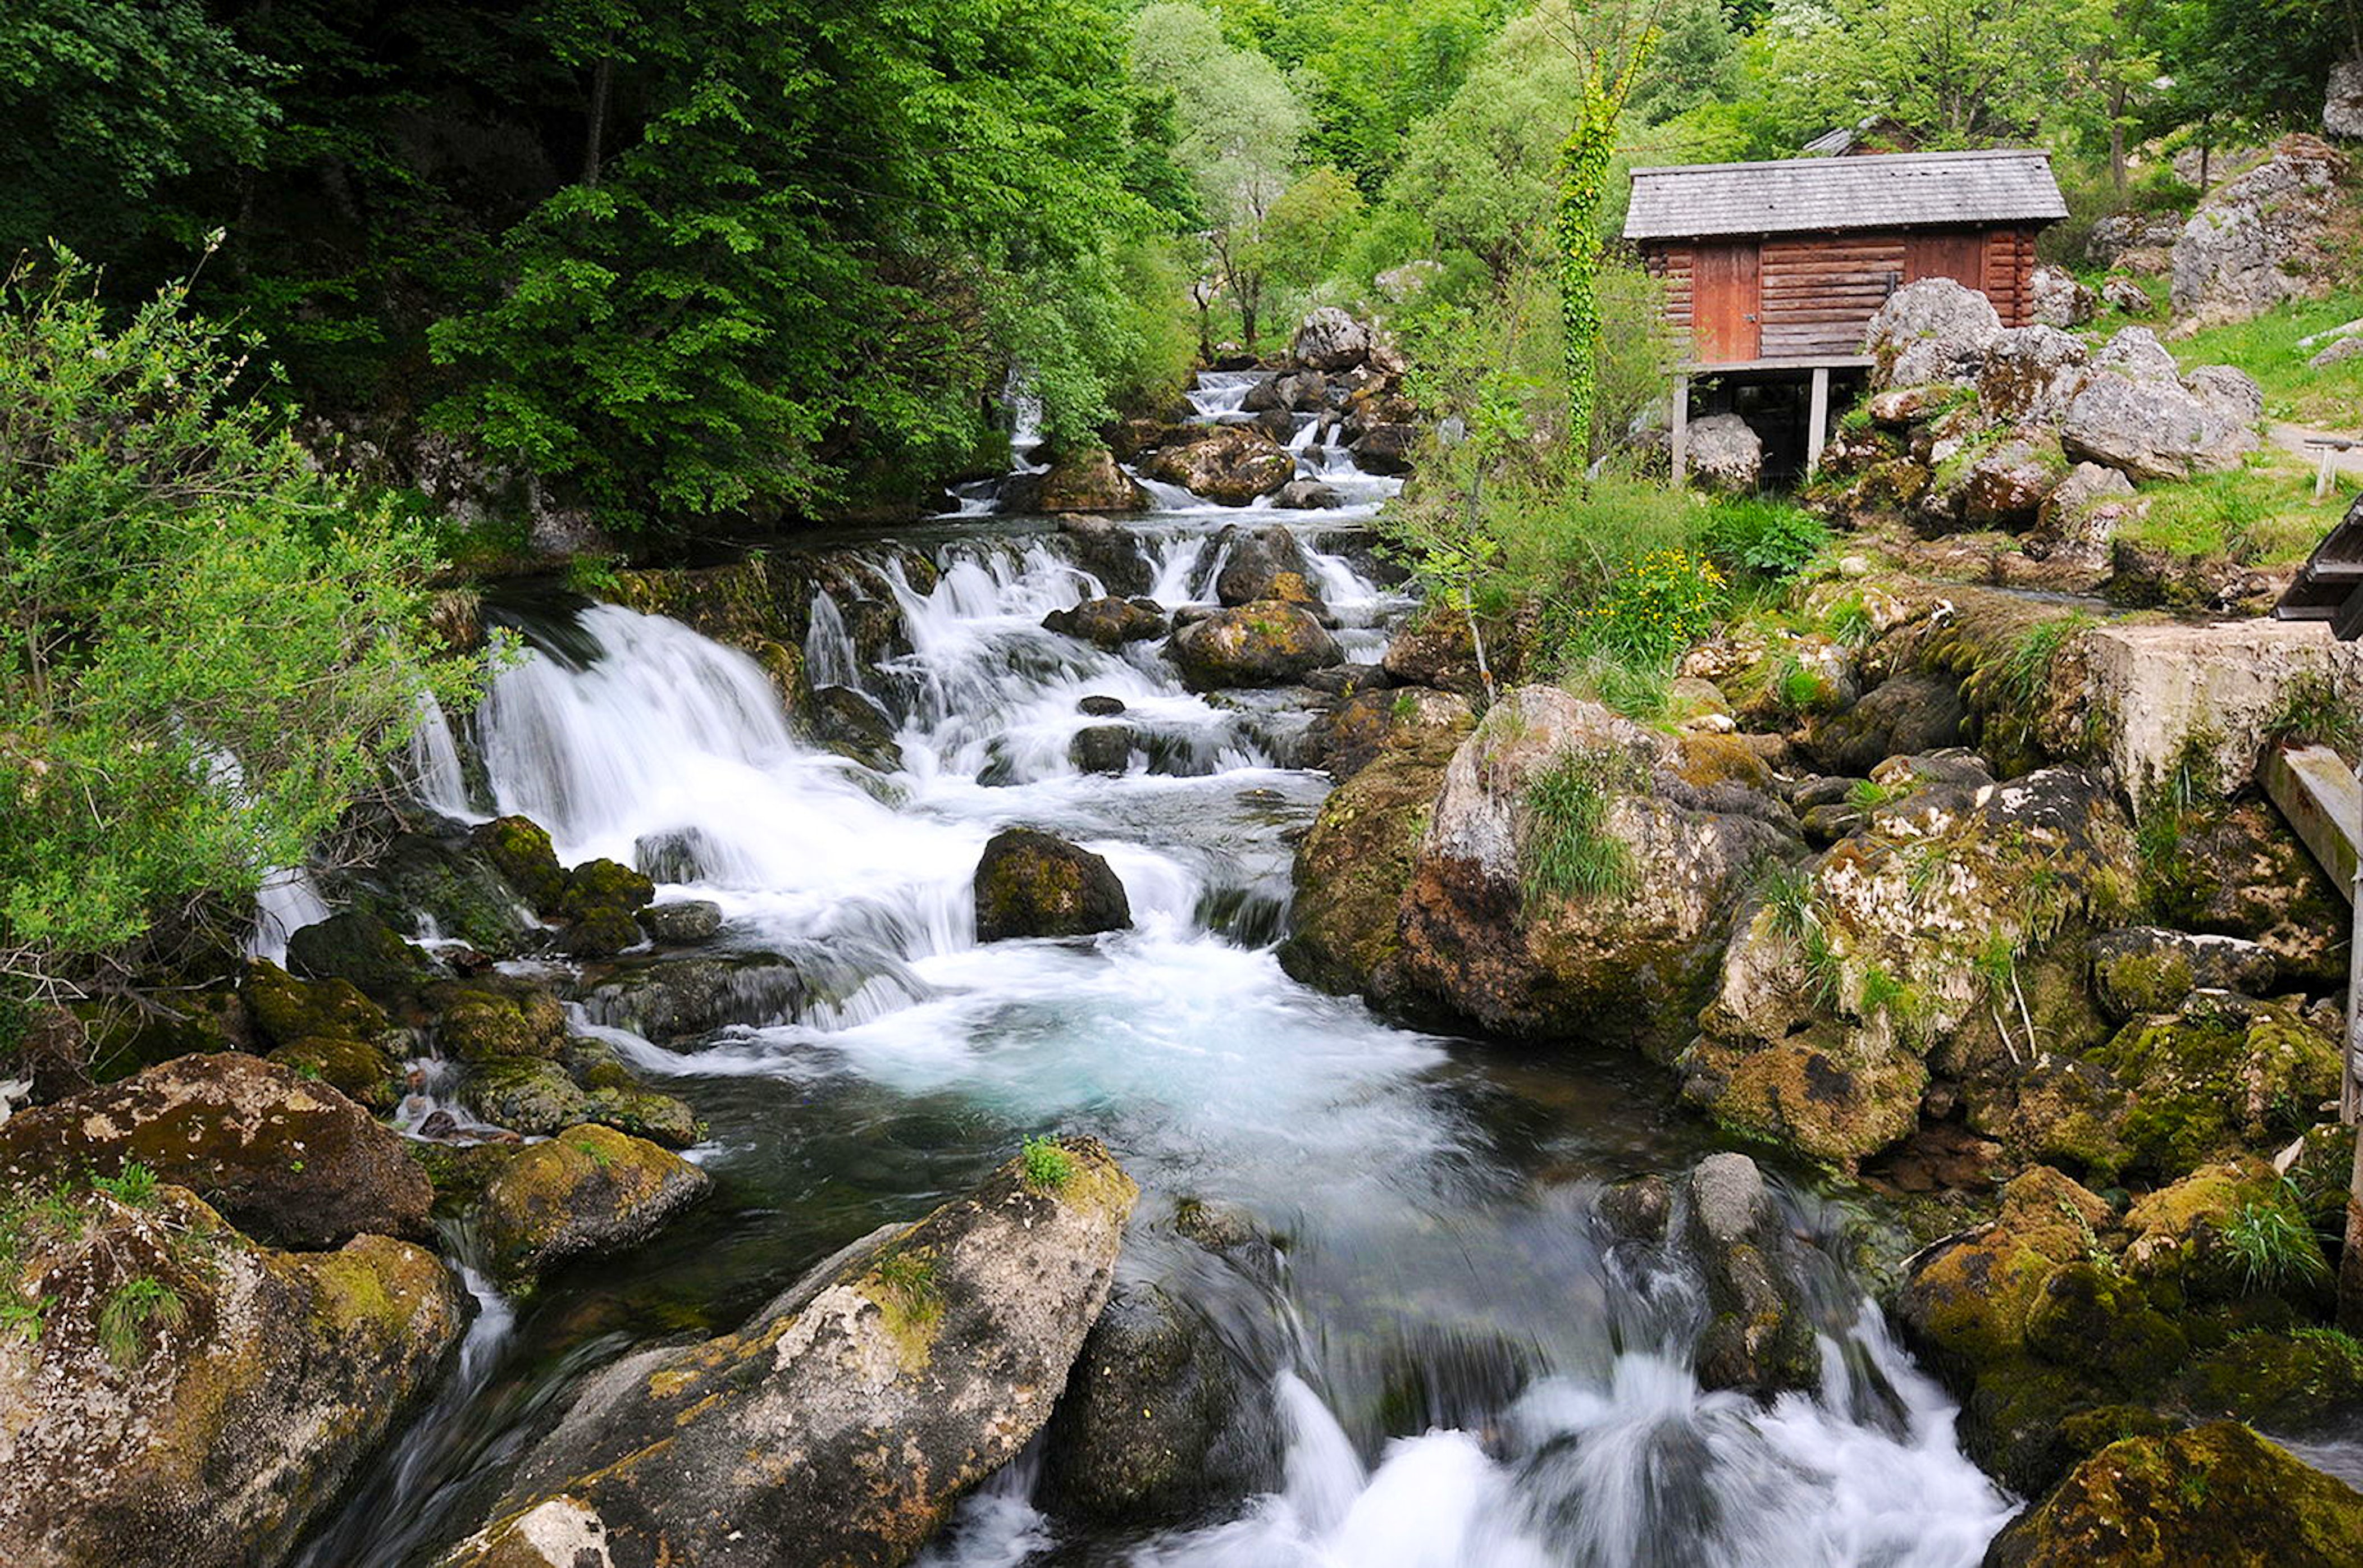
472,815,568,913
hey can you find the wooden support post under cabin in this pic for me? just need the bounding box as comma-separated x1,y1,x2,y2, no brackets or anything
1669,374,1690,486
1806,365,1831,477
2343,858,2363,1333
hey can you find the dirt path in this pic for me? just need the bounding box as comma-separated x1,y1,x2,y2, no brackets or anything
2271,420,2363,488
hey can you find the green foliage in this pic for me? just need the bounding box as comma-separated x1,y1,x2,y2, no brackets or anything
1579,548,1730,665
92,1164,159,1208
1021,1135,1076,1191
1847,778,1897,811
1519,750,1637,908
2163,291,2363,429
0,255,483,1002
97,1274,185,1367
1554,11,1659,458
2221,1185,2332,1296
2122,464,2325,569
2263,674,2363,760
1699,498,1831,582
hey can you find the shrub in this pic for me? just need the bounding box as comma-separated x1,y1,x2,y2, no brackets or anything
0,253,486,1009
1700,497,1830,581
1580,548,1728,665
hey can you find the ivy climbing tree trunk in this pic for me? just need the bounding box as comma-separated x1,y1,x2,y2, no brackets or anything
1554,24,1659,463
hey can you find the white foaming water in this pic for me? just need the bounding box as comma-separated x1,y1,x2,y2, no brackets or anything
423,366,2011,1566
404,692,478,820
247,866,331,964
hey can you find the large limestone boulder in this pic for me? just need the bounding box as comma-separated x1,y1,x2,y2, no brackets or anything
0,1054,431,1249
1290,306,1372,372
1684,766,2132,1168
1865,278,2004,388
1001,447,1151,515
2057,333,2262,481
2331,56,2363,141
1167,603,1342,691
1385,688,1796,1040
0,1183,463,1568
2172,135,2352,326
2087,927,2279,1020
1138,426,1294,505
1280,697,1474,996
1304,683,1471,785
1986,1423,2363,1567
475,1124,713,1290
2037,616,2363,801
440,1139,1136,1568
2027,266,2099,328
974,828,1132,941
1976,326,2091,426
1802,671,1967,776
1686,413,1764,492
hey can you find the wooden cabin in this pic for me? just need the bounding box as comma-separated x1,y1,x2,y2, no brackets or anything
1623,149,2067,479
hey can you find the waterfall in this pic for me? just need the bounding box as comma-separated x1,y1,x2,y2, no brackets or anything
336,364,2013,1568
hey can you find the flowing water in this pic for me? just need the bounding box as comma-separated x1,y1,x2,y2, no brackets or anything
299,373,2018,1566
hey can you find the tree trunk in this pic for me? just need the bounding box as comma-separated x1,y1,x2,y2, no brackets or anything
581,55,615,188
2106,84,2128,200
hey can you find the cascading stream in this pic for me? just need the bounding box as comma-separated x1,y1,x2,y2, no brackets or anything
310,367,2015,1567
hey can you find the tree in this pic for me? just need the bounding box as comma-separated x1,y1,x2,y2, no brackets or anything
0,0,279,263
0,253,484,1012
1128,3,1310,348
1550,3,1666,460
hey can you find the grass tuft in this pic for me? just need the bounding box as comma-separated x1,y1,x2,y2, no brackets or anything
1520,751,1637,909
97,1275,184,1368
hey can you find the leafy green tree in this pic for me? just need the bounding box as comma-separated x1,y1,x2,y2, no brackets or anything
1553,2,1664,459
0,254,484,1007
1129,3,1310,348
0,0,279,263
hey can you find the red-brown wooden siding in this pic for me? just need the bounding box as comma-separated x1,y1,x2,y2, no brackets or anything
1642,225,2038,364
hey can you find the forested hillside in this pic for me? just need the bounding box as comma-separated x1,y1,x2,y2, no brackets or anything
5,0,2349,537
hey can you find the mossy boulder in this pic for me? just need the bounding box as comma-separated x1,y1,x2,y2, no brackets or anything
1984,1423,2363,1567
2087,927,2278,1021
1280,701,1470,996
474,1124,712,1290
459,1056,591,1138
1211,522,1319,607
76,989,257,1084
1042,595,1169,650
268,1035,399,1113
2140,799,2352,986
582,1085,702,1149
243,961,388,1049
0,1053,431,1249
1137,425,1293,505
439,1138,1135,1568
553,858,656,958
635,898,723,945
0,1184,463,1568
1040,1280,1263,1526
1684,1153,1821,1396
2084,998,2338,1182
332,825,544,957
1686,766,2131,1169
1000,445,1151,513
1167,603,1342,691
472,815,568,914
1303,684,1469,785
428,979,568,1063
974,828,1132,943
285,910,432,1001
2171,1328,2363,1429
1387,687,1798,1044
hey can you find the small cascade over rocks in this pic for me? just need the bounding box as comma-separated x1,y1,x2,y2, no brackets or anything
288,313,2015,1568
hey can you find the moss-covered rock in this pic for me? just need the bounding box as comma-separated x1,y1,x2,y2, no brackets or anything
1279,702,1466,996
474,1124,711,1290
440,1137,1136,1568
459,1056,591,1138
2087,999,2338,1181
0,1053,431,1249
285,910,432,1001
75,989,257,1084
268,1035,399,1113
2140,799,2352,987
330,826,545,957
471,815,568,915
1167,602,1342,692
243,961,389,1049
558,857,656,923
0,1184,463,1568
2087,927,2279,1021
1985,1423,2363,1566
427,979,568,1063
583,1085,702,1150
974,827,1132,942
1387,687,1799,1045
1686,765,2132,1170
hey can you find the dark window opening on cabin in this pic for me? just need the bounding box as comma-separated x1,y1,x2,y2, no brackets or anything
1688,370,1869,488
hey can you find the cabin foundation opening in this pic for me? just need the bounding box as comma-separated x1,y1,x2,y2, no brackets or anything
1668,359,1871,487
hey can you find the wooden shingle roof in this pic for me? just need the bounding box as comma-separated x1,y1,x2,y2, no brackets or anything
1624,149,2068,242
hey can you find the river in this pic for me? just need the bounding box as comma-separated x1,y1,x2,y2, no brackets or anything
296,370,2017,1567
